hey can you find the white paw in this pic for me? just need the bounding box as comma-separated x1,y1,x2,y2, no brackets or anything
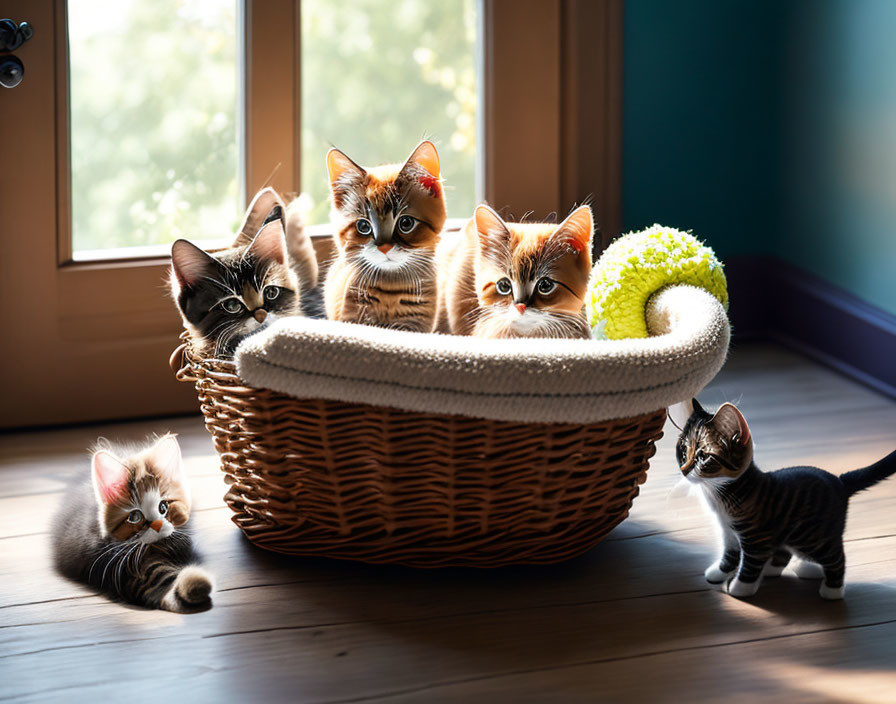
792,559,825,579
705,562,735,584
727,577,761,598
819,583,845,600
762,562,786,578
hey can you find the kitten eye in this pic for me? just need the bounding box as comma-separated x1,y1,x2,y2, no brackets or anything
263,286,281,301
221,298,244,314
537,277,557,295
158,500,169,515
127,510,144,524
697,452,720,474
356,218,373,236
495,278,513,296
397,215,416,234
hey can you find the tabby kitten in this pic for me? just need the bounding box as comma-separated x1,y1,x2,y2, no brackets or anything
324,141,447,332
52,435,214,612
676,398,896,600
170,189,305,358
436,204,593,338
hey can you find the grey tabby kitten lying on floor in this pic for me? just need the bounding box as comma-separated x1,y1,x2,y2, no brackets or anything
52,435,213,612
674,398,896,600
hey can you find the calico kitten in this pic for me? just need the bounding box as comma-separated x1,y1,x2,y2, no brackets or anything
170,188,308,358
675,398,896,600
52,435,214,612
436,204,593,338
324,141,447,332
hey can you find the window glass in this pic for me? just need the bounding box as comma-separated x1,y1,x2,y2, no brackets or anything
69,0,241,255
300,0,479,224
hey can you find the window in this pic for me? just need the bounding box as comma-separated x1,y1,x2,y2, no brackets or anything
300,0,479,224
68,0,241,259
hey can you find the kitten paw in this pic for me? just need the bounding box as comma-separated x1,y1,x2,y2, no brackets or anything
762,562,786,578
792,560,825,580
819,583,845,600
705,562,735,584
162,565,214,612
727,577,761,598
176,565,214,604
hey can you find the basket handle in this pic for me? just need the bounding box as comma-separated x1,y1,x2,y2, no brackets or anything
169,342,199,382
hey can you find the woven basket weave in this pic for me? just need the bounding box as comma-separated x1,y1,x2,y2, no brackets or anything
174,343,666,567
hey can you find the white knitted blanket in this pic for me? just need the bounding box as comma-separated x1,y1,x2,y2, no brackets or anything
236,285,730,424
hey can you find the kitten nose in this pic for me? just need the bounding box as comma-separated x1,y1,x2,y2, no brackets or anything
378,243,393,254
150,519,163,532
253,309,267,323
515,303,527,315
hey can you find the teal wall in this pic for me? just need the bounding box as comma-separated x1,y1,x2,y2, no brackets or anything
623,0,896,316
622,0,784,259
778,0,896,316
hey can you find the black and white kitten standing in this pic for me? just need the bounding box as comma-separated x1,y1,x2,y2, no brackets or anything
674,398,896,600
52,435,214,612
170,188,320,358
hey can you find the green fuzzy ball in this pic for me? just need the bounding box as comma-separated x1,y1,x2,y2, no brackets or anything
587,224,728,340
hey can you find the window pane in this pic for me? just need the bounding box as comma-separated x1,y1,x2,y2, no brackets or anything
301,0,479,224
69,0,241,254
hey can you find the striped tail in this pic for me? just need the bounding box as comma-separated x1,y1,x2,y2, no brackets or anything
285,197,320,293
840,449,896,496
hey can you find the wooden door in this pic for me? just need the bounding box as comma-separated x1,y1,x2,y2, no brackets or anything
0,0,299,428
0,0,621,429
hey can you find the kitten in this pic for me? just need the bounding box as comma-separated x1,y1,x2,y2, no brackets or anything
51,435,214,612
170,189,306,358
675,398,896,600
323,141,447,332
435,204,593,338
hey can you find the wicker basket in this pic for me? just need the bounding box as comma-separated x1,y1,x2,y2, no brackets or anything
174,285,728,567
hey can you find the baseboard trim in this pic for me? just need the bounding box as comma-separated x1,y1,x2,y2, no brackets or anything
726,255,896,399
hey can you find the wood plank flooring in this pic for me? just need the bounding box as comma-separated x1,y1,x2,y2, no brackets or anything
1,343,895,703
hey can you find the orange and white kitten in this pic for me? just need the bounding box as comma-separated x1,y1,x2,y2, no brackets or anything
436,204,593,338
323,141,447,332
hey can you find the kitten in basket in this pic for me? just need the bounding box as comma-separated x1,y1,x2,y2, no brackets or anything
52,434,214,612
436,203,593,338
170,188,320,358
674,398,896,600
324,141,448,332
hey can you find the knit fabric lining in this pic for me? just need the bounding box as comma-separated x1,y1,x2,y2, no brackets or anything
236,285,730,423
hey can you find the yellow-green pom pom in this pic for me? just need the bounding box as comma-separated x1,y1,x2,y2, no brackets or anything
586,224,727,339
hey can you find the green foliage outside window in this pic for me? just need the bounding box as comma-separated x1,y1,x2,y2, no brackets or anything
70,0,477,252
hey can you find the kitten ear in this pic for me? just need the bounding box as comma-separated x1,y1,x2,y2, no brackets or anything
711,403,753,449
326,148,366,185
668,398,695,429
248,217,287,265
234,188,285,247
553,205,593,257
146,434,184,482
91,451,130,506
402,140,441,178
474,205,512,266
171,239,219,290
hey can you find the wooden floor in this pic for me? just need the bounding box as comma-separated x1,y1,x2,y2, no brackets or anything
2,343,895,703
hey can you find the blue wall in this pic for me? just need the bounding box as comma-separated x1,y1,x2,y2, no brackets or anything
623,0,896,316
778,0,896,316
622,0,784,259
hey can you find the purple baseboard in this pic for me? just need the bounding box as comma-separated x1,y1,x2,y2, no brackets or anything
725,255,896,399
